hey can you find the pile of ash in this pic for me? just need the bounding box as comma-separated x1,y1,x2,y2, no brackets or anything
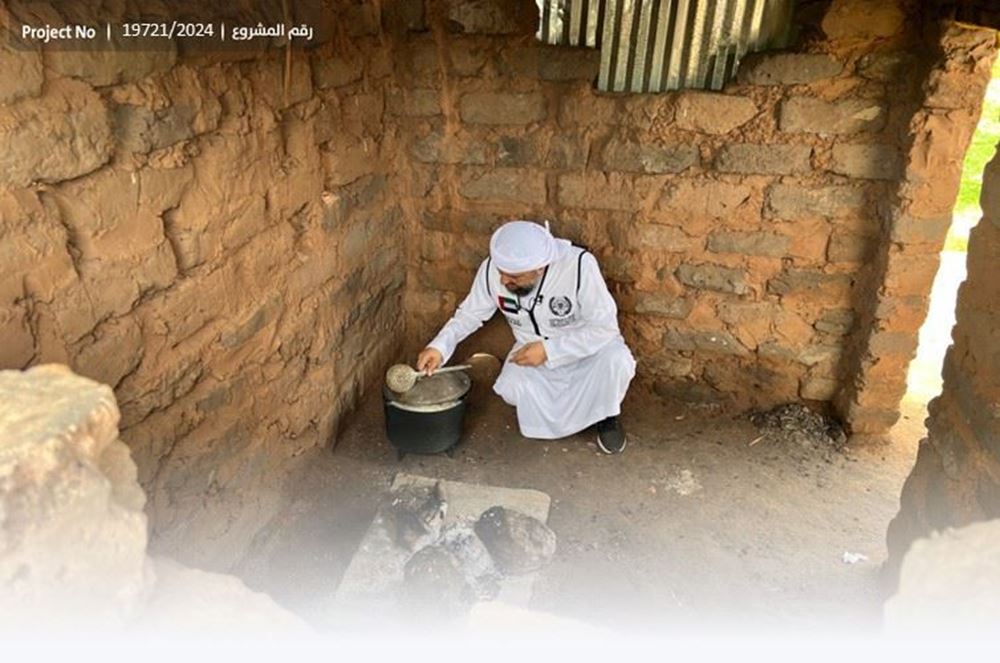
749,403,848,455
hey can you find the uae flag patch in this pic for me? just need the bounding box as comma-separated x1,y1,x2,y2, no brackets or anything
498,295,520,313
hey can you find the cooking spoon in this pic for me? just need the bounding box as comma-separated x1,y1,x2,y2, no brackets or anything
385,363,472,393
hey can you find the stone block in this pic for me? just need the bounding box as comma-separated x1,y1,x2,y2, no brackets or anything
45,36,175,87
758,342,799,362
801,375,839,400
602,140,698,174
451,47,493,77
925,66,996,111
857,52,918,81
496,135,538,167
495,133,587,169
114,104,197,155
902,111,978,218
889,214,951,245
768,269,853,302
663,328,749,356
874,296,928,333
245,58,314,111
460,92,547,125
538,47,601,81
314,56,363,88
715,144,812,175
546,135,588,169
708,231,790,257
0,42,43,104
797,344,843,367
48,166,184,296
767,184,867,219
558,173,654,211
460,213,506,235
558,93,618,126
883,254,940,297
821,0,905,39
659,180,757,220
323,137,377,188
815,309,855,335
675,92,758,134
0,79,112,187
632,225,700,252
383,0,427,32
779,97,886,135
676,264,749,295
830,143,902,180
647,353,695,377
718,301,778,349
0,305,34,368
459,168,547,204
739,53,843,86
499,45,600,81
653,378,727,403
73,316,144,388
634,294,693,319
411,131,489,165
345,2,380,36
827,232,875,263
868,330,919,357
448,0,537,35
846,406,900,434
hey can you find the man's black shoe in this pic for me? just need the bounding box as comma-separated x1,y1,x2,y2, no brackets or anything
595,416,627,454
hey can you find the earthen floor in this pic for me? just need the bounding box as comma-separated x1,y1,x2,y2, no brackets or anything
234,380,922,635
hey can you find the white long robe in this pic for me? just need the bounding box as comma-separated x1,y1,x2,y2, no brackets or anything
427,247,636,439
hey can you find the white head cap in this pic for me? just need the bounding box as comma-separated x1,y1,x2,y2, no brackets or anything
489,220,573,273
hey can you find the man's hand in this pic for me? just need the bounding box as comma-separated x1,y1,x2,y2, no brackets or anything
416,347,443,375
509,341,547,367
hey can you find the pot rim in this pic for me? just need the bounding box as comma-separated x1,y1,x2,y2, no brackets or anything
385,397,464,413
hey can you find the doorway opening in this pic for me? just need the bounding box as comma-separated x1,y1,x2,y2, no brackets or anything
904,56,1000,413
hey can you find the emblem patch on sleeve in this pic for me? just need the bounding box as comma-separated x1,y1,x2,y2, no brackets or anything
548,295,573,317
498,295,520,313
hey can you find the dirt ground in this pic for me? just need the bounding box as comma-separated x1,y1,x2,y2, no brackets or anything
233,364,925,636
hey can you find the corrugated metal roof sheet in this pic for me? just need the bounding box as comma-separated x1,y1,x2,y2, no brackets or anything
537,0,795,92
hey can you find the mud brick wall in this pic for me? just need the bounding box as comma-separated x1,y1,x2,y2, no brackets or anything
0,1,403,569
886,146,1000,578
393,0,976,425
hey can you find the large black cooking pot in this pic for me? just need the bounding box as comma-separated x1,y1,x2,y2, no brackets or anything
382,371,471,459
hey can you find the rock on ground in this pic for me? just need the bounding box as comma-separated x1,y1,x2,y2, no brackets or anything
401,544,474,621
134,557,310,636
0,364,149,629
884,519,1000,634
0,364,308,635
474,506,557,575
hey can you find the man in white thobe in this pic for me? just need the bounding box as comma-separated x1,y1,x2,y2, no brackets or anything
417,221,636,454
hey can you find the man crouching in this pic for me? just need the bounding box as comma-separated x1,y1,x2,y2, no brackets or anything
417,220,636,454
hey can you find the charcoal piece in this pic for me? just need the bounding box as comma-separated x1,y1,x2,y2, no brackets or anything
386,481,448,552
439,522,502,600
400,544,474,619
474,506,556,575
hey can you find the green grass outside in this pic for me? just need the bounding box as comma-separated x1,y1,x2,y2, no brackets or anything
944,55,1000,252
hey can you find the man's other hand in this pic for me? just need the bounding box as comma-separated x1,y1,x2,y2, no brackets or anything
417,347,443,375
510,341,547,367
